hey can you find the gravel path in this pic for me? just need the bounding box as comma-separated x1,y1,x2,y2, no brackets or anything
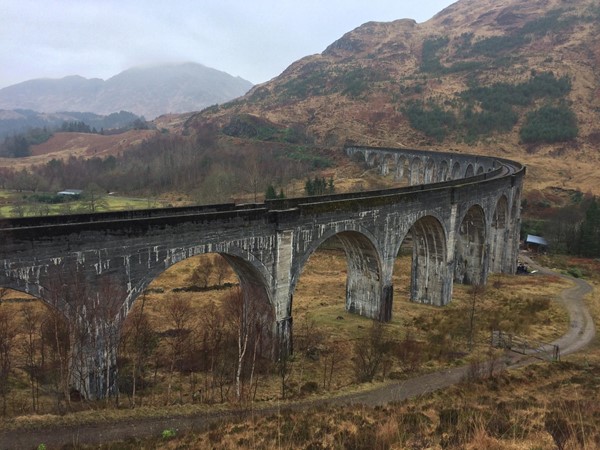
1,260,596,449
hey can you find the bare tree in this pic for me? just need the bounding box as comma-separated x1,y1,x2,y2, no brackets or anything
223,286,273,402
213,255,231,286
40,308,70,413
352,321,390,383
91,275,126,402
81,182,108,213
197,300,227,403
467,284,485,352
120,293,157,408
20,304,43,412
322,341,347,390
188,258,214,289
0,306,17,415
44,266,83,409
164,295,193,404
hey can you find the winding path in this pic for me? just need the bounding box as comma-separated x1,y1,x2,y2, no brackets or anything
0,259,595,449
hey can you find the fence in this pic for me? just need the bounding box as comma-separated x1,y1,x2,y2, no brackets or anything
491,330,560,362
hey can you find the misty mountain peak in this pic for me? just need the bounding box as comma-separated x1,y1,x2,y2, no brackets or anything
0,63,253,119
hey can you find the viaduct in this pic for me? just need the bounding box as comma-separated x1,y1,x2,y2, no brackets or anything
0,146,524,399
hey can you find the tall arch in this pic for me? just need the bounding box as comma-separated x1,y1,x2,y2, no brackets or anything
490,196,509,273
126,246,273,315
450,161,461,180
424,158,436,184
293,230,384,321
438,160,450,182
405,215,450,306
409,157,424,185
380,153,395,177
464,164,475,178
395,156,407,183
454,205,487,285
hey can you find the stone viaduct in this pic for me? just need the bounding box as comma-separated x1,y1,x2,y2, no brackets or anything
0,146,524,399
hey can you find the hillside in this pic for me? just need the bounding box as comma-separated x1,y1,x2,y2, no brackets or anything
186,0,600,194
0,63,253,119
0,109,144,138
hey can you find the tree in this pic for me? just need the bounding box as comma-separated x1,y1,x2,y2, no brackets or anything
576,197,600,257
519,104,578,143
265,184,277,200
0,306,17,415
223,286,272,401
467,284,485,352
352,321,390,382
164,295,193,404
20,304,43,413
213,255,230,286
81,183,108,213
91,276,126,402
197,300,228,403
304,176,334,196
119,294,157,407
188,258,214,288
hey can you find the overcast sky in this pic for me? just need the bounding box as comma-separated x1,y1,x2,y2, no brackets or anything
1,0,456,89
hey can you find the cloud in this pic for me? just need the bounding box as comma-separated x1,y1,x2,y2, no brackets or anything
0,0,456,88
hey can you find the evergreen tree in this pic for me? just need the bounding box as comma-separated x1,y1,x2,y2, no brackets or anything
576,198,600,257
265,184,277,200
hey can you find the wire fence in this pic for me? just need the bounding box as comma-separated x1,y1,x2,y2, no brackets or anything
491,330,560,362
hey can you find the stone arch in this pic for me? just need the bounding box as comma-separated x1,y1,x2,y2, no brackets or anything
381,153,395,177
367,152,381,168
409,157,424,185
128,246,273,315
394,156,410,184
394,156,407,183
490,196,509,273
438,160,450,182
454,204,487,285
399,215,450,306
476,165,485,175
424,158,436,184
464,163,475,178
292,229,383,320
451,161,461,180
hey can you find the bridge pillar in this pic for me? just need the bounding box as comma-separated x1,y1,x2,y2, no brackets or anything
273,230,295,357
380,283,393,321
275,316,293,359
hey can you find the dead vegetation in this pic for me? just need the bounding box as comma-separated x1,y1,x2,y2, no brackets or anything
0,249,577,433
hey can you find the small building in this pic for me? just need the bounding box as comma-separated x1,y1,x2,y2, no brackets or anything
525,234,548,253
57,189,83,196
57,189,83,197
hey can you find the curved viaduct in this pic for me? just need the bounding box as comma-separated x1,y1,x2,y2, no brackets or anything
0,146,524,399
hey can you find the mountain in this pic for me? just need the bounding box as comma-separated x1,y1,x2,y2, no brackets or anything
0,63,253,119
187,0,600,194
0,109,145,138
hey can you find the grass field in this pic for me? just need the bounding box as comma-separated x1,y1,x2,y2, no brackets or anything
0,189,166,218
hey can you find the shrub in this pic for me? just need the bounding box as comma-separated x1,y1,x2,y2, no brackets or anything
519,105,578,143
161,428,176,439
404,101,456,141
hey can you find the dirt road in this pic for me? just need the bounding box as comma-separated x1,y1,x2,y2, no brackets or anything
0,261,595,449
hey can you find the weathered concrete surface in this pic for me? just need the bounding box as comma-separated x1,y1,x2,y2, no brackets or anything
0,146,524,398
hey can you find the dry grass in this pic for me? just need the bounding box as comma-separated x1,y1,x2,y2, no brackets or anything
0,250,600,449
